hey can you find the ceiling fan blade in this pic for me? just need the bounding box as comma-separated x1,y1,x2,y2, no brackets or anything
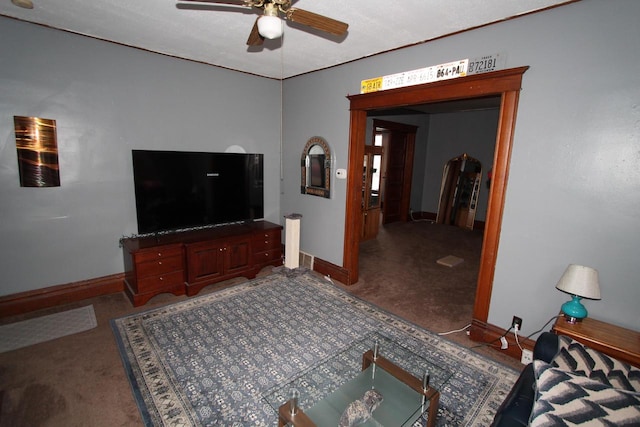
178,0,248,5
285,8,348,36
176,3,253,13
246,18,264,46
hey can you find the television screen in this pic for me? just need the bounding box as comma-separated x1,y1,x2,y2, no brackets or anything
132,150,264,234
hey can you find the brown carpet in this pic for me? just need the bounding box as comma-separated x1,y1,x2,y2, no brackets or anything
0,221,522,426
354,220,482,330
346,220,522,368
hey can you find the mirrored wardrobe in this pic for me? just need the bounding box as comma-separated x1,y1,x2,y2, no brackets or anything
436,153,482,230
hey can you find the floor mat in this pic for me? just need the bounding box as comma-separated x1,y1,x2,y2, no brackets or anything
436,255,464,267
0,305,97,353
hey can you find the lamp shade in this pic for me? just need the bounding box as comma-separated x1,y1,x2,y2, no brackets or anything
257,15,282,39
555,264,601,300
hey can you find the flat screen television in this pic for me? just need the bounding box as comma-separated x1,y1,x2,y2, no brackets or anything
132,150,264,234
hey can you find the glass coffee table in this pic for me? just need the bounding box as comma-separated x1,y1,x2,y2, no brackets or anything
264,332,452,427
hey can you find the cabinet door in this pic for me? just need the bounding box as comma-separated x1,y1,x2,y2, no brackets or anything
186,240,225,282
225,237,251,274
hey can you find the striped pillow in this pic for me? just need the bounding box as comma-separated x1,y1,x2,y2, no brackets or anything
552,335,640,393
531,361,640,426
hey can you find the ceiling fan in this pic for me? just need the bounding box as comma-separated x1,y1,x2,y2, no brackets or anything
177,0,349,46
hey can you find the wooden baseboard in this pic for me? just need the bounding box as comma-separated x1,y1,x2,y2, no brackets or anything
0,257,349,317
312,257,351,285
470,318,536,361
0,273,125,318
411,211,437,221
412,211,485,231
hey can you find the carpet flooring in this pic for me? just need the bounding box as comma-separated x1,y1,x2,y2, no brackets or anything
112,269,517,426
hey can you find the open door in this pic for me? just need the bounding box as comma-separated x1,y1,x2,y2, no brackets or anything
361,145,384,241
372,120,416,225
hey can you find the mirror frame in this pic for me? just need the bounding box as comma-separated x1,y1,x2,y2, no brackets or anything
301,136,331,198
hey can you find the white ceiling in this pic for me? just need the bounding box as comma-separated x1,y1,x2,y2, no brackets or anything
1,0,574,79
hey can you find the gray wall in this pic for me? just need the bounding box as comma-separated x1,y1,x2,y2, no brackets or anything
0,18,282,296
282,0,640,332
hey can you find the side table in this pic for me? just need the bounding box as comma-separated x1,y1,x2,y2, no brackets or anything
552,315,640,368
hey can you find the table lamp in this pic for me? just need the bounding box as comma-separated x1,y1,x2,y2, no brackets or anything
555,264,601,324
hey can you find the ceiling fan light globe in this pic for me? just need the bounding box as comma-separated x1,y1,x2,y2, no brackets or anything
11,0,34,9
257,15,282,39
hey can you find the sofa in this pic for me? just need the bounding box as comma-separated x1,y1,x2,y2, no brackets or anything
491,331,640,426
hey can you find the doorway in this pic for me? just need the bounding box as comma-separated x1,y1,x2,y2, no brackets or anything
361,120,418,241
343,67,528,333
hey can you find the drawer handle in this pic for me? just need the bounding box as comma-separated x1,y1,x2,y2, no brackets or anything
159,277,164,281
158,261,163,265
158,252,162,257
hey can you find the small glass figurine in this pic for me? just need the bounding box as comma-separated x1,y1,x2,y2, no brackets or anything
338,389,384,427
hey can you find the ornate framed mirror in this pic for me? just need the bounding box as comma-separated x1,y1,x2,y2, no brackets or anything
436,153,482,230
301,136,331,198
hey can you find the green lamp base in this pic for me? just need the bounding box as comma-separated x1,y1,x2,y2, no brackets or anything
561,295,587,324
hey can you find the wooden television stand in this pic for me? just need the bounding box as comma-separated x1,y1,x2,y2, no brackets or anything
121,221,283,306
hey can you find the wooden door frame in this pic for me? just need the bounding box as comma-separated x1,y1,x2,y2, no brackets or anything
344,66,528,330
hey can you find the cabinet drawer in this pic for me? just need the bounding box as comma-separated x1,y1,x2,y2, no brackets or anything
134,245,183,263
252,232,281,251
253,248,282,264
137,270,185,292
137,255,184,277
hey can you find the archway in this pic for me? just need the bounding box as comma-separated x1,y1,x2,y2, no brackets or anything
343,67,528,336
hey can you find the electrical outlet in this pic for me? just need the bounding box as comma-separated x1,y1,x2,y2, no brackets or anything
521,349,533,364
512,316,523,330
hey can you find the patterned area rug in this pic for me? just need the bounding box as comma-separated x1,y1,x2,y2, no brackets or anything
111,269,517,426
